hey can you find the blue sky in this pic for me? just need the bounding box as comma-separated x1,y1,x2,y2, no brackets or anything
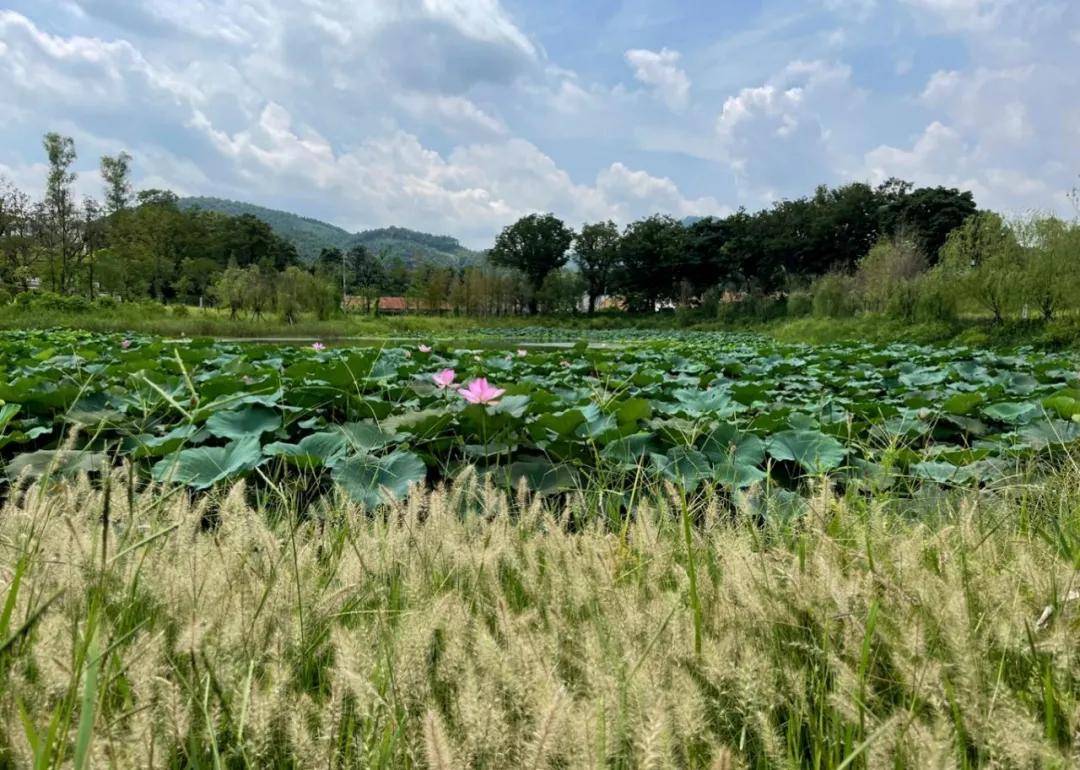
1,0,1077,246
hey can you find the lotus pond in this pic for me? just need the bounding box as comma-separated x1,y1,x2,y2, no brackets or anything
2,328,1079,506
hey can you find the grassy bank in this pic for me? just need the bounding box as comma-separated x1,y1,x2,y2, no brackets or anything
2,470,1078,767
760,314,1080,349
4,301,1080,349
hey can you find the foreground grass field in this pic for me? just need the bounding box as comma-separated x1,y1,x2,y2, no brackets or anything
2,469,1078,768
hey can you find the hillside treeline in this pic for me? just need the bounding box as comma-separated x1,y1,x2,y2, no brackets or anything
2,132,1076,322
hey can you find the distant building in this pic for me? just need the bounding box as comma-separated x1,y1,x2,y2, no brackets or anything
577,294,625,313
377,296,408,314
341,295,452,314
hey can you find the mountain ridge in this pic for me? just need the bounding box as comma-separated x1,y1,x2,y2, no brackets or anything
178,196,481,267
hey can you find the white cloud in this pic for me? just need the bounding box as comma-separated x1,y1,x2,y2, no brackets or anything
185,101,721,245
863,0,1080,216
624,48,691,110
596,163,727,220
864,121,973,186
715,59,861,200
393,93,506,137
900,0,1007,32
0,10,194,107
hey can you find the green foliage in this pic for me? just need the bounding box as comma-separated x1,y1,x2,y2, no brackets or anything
536,269,585,315
99,151,133,215
786,291,813,318
856,236,927,313
714,293,788,324
615,215,687,312
1015,215,1080,321
911,270,959,324
277,265,338,323
573,220,620,312
179,198,481,267
3,328,1080,505
811,273,858,318
489,213,575,311
940,212,1024,323
876,179,977,262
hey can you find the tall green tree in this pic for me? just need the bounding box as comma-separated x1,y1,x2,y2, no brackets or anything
41,132,83,293
0,178,36,292
939,212,1022,323
489,213,574,314
211,264,247,319
100,152,133,215
1014,215,1080,321
614,215,686,312
574,221,620,313
878,183,977,262
345,244,386,312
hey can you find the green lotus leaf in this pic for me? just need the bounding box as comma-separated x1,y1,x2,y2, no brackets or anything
151,436,263,489
501,458,579,495
982,402,1037,424
332,451,427,508
205,405,282,440
768,430,846,474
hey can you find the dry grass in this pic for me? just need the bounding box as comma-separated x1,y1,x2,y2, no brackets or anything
1,470,1079,768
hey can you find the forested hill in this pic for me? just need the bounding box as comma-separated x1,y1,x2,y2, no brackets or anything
178,196,480,267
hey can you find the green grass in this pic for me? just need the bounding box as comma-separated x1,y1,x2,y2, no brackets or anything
1,468,1078,768
6,300,1080,350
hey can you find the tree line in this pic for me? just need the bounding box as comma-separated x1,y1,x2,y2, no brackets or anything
7,130,1074,323
487,179,978,314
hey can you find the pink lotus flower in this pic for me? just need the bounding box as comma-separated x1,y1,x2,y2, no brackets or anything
418,344,432,353
459,378,505,405
120,339,131,350
517,349,527,357
311,342,326,351
432,368,457,389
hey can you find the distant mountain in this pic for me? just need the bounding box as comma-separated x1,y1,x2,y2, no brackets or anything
178,196,481,267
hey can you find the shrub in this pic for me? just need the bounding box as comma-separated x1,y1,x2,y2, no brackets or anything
857,236,927,313
811,273,857,318
14,291,91,313
715,293,786,324
698,286,722,317
939,212,1022,323
786,291,812,318
1014,215,1080,321
93,295,119,310
912,271,958,324
883,280,919,322
537,269,585,315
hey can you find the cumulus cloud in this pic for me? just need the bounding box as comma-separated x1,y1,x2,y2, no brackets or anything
624,48,691,110
595,163,726,220
860,0,1079,215
0,10,193,108
184,101,718,244
715,59,861,201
